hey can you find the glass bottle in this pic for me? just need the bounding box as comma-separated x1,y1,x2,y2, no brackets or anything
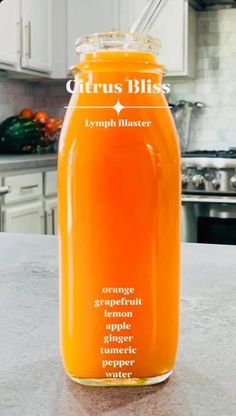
58,32,180,386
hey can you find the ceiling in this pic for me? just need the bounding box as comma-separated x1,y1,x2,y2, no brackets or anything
190,0,236,10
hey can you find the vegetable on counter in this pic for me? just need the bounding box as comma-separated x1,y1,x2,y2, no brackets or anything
0,108,63,154
33,111,49,125
44,117,62,134
0,116,41,154
19,108,33,119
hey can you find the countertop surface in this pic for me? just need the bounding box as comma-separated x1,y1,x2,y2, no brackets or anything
0,233,235,416
0,153,57,172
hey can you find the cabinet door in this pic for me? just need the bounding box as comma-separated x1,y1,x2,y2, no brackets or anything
148,0,187,74
45,198,57,235
3,201,44,234
67,0,119,69
120,0,195,77
44,170,57,197
0,0,20,68
21,0,52,73
119,0,147,32
4,173,43,205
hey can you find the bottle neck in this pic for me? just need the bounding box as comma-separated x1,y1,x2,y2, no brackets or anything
72,50,164,81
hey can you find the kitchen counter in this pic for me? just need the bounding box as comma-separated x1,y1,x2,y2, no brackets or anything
0,153,57,172
0,234,235,416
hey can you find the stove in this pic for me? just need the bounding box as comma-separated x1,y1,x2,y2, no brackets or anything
181,149,236,245
182,149,236,159
181,149,236,195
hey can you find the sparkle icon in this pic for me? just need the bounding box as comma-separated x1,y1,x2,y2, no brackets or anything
112,100,125,115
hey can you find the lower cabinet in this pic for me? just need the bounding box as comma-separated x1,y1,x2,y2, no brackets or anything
3,201,44,234
45,198,58,235
0,168,58,235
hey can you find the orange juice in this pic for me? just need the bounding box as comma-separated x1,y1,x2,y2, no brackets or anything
58,33,180,386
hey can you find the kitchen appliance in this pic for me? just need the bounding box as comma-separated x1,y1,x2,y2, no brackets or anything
182,149,236,245
171,101,203,152
190,0,236,11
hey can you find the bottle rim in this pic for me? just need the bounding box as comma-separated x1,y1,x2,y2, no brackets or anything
75,32,161,55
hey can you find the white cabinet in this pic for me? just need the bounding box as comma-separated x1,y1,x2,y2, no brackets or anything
0,0,196,78
21,0,52,73
149,0,186,74
44,169,57,235
1,171,44,234
4,173,43,205
44,170,57,197
67,0,119,69
0,0,20,68
0,0,62,76
119,0,196,77
148,0,196,77
45,198,57,235
3,201,44,234
51,0,67,78
0,168,58,235
119,0,147,32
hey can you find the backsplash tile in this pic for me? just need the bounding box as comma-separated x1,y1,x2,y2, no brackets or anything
0,78,68,123
169,9,236,150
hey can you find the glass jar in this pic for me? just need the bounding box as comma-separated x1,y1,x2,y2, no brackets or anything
58,32,180,387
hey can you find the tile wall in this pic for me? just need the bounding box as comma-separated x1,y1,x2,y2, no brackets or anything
0,77,67,123
169,8,236,150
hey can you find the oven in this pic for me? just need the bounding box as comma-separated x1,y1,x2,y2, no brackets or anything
181,150,236,245
182,195,236,245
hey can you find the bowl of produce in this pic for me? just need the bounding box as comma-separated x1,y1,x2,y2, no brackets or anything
0,108,62,154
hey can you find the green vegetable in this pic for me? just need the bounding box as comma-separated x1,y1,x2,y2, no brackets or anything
0,116,42,154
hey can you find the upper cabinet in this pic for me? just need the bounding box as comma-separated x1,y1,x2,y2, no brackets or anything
119,0,147,32
0,0,20,69
119,0,196,77
148,0,196,77
0,0,66,78
21,0,52,73
0,0,196,79
67,0,119,70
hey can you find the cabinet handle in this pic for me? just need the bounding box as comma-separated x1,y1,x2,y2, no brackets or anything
20,18,23,64
28,21,32,59
16,21,21,55
0,186,11,196
51,209,55,235
20,184,38,191
47,212,53,235
1,211,5,232
41,212,48,234
25,21,32,59
25,23,28,56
